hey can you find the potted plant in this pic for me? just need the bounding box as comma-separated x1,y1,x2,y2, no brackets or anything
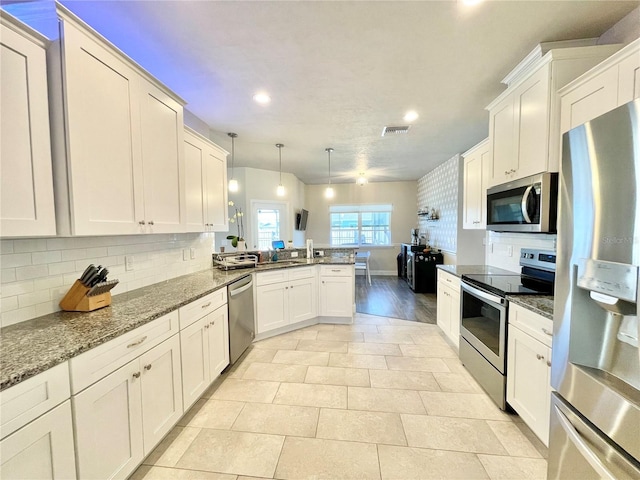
226,201,245,250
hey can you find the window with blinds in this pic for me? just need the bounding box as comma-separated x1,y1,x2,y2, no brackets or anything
329,205,392,246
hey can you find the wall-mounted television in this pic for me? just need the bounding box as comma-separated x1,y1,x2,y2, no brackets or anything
296,209,309,231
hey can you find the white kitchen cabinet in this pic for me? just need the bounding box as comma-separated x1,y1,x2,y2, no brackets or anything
486,44,621,187
180,304,230,409
184,127,229,232
73,334,183,480
256,267,318,334
0,400,76,480
0,12,56,237
462,138,490,229
507,303,553,446
49,5,186,236
319,265,354,319
436,270,461,348
138,334,183,453
560,38,640,133
73,358,144,480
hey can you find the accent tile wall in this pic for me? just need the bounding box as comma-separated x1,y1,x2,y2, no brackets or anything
416,154,459,252
0,233,215,327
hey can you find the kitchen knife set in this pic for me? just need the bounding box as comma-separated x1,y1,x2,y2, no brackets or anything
59,264,120,312
79,264,119,297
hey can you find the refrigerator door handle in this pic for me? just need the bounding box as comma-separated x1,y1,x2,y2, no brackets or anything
553,404,617,480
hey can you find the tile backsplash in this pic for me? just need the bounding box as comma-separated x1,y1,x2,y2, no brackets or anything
0,233,215,327
486,231,556,272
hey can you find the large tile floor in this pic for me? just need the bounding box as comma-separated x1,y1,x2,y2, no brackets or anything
131,313,547,480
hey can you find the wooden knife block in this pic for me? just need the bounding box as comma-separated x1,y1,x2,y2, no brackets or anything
59,280,112,312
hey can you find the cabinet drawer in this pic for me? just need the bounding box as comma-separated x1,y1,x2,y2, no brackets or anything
438,270,460,288
288,266,315,280
509,303,553,347
256,269,289,286
319,265,353,277
0,363,70,440
179,288,227,329
69,311,179,394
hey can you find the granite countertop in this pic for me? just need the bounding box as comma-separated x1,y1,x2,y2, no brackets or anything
0,256,354,391
437,264,516,277
506,295,554,320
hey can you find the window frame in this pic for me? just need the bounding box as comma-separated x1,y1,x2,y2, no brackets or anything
329,204,392,247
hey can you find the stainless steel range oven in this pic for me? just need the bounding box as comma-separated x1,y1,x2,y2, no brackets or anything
460,249,556,409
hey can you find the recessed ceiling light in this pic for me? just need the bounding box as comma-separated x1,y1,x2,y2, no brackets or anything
403,111,419,122
253,93,271,104
462,0,483,5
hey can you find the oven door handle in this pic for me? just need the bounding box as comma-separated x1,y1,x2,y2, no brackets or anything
521,185,534,223
461,282,506,307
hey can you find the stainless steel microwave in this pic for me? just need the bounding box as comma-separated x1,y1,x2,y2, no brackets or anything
486,172,558,233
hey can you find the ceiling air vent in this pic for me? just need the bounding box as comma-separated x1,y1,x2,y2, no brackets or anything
381,125,411,136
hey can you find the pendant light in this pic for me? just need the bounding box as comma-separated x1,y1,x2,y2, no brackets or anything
325,148,335,199
228,132,239,192
276,143,285,197
356,173,368,186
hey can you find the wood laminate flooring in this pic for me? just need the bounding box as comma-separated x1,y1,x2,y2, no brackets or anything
356,275,438,324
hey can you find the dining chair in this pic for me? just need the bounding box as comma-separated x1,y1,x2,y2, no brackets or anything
355,251,371,286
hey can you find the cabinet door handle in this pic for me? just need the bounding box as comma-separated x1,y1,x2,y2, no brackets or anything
127,336,147,348
132,372,141,379
201,302,212,309
210,321,215,326
144,364,152,371
290,286,293,289
148,220,155,225
546,360,551,367
542,328,553,336
331,269,341,272
536,354,544,360
205,324,210,329
138,220,146,225
322,281,325,284
285,286,289,289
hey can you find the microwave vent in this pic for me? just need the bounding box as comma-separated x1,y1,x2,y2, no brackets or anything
382,125,411,136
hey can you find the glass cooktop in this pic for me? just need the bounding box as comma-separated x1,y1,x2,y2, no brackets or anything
462,274,553,297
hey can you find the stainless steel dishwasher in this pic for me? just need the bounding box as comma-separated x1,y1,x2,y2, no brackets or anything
227,274,255,364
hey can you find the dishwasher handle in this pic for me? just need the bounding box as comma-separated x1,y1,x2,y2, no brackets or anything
229,278,254,298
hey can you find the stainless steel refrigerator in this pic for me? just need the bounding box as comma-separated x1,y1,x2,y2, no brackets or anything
549,99,640,478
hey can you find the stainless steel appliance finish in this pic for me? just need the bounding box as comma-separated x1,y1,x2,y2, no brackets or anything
227,275,255,365
460,248,556,410
549,99,640,478
486,172,558,233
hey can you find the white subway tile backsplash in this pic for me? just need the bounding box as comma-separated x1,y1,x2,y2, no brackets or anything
16,265,49,281
48,261,79,276
1,281,34,298
2,306,36,327
18,290,51,308
0,232,214,326
1,253,32,268
32,251,63,265
1,296,18,312
14,239,48,253
61,249,88,262
1,269,16,283
0,240,14,254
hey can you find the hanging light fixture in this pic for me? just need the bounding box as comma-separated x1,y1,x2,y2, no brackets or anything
275,143,285,197
228,132,239,192
356,173,368,186
325,148,335,199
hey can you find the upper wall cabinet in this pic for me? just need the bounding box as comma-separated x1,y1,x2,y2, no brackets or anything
486,43,622,188
462,138,490,230
184,128,229,233
0,12,56,237
559,38,640,133
48,5,186,236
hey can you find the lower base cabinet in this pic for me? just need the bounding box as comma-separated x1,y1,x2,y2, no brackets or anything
319,266,354,318
73,334,183,480
180,304,229,409
0,400,76,479
436,271,461,348
507,304,553,446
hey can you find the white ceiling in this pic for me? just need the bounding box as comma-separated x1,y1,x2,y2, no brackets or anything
41,1,640,183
